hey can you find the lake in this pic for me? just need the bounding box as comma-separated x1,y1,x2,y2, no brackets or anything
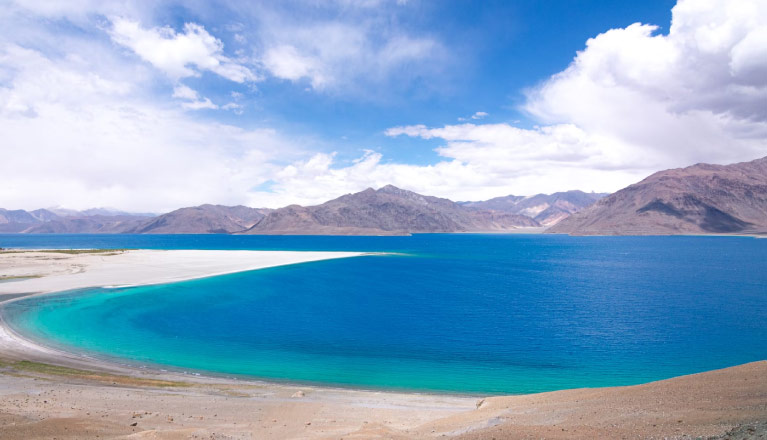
2,234,766,394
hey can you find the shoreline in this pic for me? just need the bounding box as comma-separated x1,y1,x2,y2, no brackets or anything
0,249,765,438
0,248,382,385
0,307,488,399
0,248,368,297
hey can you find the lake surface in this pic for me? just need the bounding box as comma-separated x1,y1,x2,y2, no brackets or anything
2,234,766,394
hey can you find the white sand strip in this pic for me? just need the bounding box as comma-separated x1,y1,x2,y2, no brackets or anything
0,249,364,296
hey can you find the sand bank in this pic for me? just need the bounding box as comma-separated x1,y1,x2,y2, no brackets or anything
0,249,365,296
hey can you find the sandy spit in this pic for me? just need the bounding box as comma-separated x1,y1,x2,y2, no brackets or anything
0,249,366,296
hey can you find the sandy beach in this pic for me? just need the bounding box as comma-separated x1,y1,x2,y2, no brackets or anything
0,249,765,439
0,249,365,296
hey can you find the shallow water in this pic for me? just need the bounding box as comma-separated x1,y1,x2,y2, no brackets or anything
3,234,766,394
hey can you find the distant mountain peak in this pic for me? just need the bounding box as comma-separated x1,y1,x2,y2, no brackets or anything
459,190,606,226
377,184,404,193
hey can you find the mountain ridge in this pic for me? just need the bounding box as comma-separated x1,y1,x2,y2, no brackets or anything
460,190,607,226
242,185,541,235
1,186,606,235
548,156,767,235
128,205,270,234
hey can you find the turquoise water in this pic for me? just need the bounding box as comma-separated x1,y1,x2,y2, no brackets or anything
2,234,766,394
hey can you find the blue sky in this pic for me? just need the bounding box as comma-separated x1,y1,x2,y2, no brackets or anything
1,0,765,211
154,1,676,166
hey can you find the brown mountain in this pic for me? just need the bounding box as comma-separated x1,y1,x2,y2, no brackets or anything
130,204,270,234
0,209,50,232
461,190,607,226
24,215,149,233
460,195,526,211
243,185,539,235
0,208,149,233
549,156,767,235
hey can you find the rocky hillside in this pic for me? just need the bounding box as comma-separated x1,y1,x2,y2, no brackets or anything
0,209,55,232
549,156,767,235
0,187,608,235
0,208,150,233
129,205,269,234
0,205,268,234
24,215,150,233
243,185,539,235
461,191,606,226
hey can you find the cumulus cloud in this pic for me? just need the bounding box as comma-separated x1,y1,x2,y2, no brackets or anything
247,136,650,207
109,18,258,83
524,0,767,167
381,123,649,198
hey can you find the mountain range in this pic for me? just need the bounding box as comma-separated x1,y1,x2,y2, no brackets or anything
460,190,607,226
549,156,767,235
3,155,764,236
0,208,152,233
242,185,541,235
0,187,593,235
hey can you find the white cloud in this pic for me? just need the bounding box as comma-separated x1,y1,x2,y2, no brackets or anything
247,137,649,207
171,84,199,100
221,102,244,113
262,44,327,88
460,111,488,121
381,123,649,198
0,43,296,211
524,0,767,167
171,84,218,110
12,1,449,97
255,17,443,92
385,123,639,169
109,18,258,83
181,97,218,110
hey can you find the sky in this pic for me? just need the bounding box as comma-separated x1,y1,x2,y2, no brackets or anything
1,0,765,212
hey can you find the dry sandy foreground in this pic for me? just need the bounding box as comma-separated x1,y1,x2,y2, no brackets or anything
0,250,765,439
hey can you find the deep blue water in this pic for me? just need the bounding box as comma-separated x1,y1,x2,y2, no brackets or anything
2,234,766,394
